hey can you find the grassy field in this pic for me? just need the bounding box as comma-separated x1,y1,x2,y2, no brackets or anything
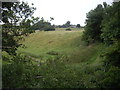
18,28,102,65
55,27,84,31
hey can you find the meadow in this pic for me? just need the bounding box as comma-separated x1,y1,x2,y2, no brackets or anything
18,28,100,65
3,28,107,88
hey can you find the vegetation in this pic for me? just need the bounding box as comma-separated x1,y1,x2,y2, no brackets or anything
31,18,55,31
55,27,83,31
66,28,71,31
18,30,83,60
56,21,78,28
2,1,120,89
82,1,120,88
101,2,120,45
63,21,71,28
82,4,104,44
2,2,37,55
3,30,105,88
76,24,81,28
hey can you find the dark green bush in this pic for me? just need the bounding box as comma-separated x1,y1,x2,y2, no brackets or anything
101,2,120,45
2,54,40,88
101,40,120,67
100,66,120,88
2,54,85,88
44,26,55,31
66,28,71,31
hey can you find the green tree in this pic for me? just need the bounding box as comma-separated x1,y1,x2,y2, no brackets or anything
101,2,120,67
31,19,55,31
82,4,104,44
101,2,120,45
65,21,71,27
2,1,37,55
76,24,80,28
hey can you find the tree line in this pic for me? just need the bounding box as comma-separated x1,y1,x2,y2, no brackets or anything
30,17,55,31
82,2,120,66
82,1,120,87
56,21,81,28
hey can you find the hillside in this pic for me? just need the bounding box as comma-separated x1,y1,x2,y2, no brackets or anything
18,29,100,64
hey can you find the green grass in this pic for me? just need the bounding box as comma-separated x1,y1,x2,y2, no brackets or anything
55,27,84,31
18,28,100,64
19,30,81,58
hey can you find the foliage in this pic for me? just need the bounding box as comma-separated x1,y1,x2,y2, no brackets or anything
76,24,81,28
64,21,71,27
66,28,71,31
82,2,120,88
31,19,55,31
82,4,104,44
101,40,120,67
100,2,120,67
56,21,71,28
2,1,37,55
2,53,84,88
100,66,120,88
101,2,120,45
2,51,103,88
2,54,39,88
44,25,55,31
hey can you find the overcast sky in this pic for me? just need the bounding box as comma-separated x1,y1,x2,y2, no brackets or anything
22,0,113,26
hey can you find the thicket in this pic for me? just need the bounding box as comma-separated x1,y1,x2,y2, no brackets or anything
2,52,108,88
82,2,120,88
2,53,85,88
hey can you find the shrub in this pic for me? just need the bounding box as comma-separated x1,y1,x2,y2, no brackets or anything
2,54,85,88
44,26,55,31
2,54,40,88
66,28,71,31
100,66,120,88
101,2,120,45
101,40,120,67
